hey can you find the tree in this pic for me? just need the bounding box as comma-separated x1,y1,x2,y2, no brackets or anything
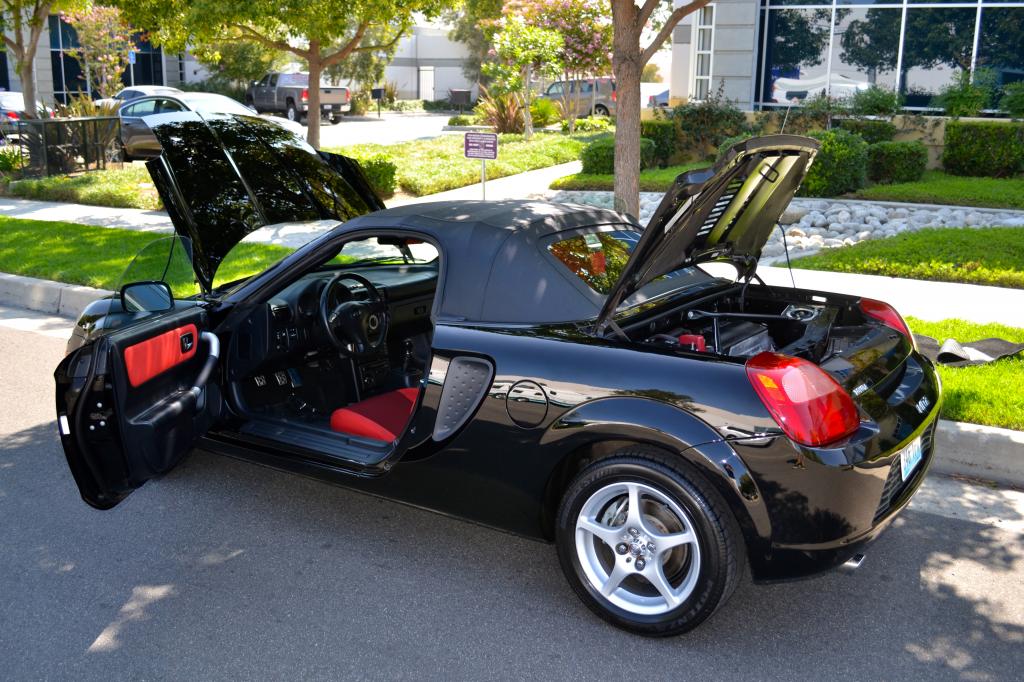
610,0,712,216
506,0,612,133
194,41,290,92
483,16,563,140
324,22,405,89
640,63,661,82
115,0,447,149
447,0,503,83
1,0,83,114
769,9,833,74
61,6,134,99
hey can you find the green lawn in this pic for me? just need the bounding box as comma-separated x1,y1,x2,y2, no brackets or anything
855,171,1024,210
549,162,711,192
4,164,162,210
328,131,597,196
788,226,1024,289
908,317,1024,430
0,216,292,291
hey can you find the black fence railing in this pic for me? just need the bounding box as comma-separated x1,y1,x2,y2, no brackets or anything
12,116,122,178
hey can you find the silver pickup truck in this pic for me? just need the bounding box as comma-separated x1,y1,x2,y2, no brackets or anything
245,72,350,124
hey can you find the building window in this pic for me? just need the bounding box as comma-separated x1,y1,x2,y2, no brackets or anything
693,5,715,101
756,0,1024,111
0,50,9,92
48,15,163,103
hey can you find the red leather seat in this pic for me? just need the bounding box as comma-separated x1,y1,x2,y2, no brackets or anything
330,388,419,442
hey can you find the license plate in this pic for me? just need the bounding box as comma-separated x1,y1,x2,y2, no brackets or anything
899,436,923,481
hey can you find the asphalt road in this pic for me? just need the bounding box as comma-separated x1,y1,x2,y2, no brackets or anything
306,112,452,149
1,306,1022,681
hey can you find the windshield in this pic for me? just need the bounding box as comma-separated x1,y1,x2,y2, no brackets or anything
0,93,24,109
548,228,712,305
278,73,332,87
183,95,253,115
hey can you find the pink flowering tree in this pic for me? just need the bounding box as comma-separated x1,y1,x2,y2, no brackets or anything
508,0,611,132
62,6,134,100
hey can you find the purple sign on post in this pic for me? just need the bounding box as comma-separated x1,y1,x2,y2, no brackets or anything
464,132,498,160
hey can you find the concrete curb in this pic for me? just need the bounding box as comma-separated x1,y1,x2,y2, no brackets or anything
0,271,1020,486
0,272,111,319
933,421,1024,487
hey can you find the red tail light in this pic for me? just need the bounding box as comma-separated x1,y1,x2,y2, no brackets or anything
746,352,860,447
5,111,18,120
301,88,309,102
859,298,915,348
344,89,350,102
611,89,617,102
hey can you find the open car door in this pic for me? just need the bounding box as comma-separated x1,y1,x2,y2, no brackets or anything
55,303,220,509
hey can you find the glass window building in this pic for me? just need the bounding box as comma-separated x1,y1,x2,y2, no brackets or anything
669,0,1024,110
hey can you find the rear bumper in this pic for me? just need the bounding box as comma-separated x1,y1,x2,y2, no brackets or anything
736,352,942,581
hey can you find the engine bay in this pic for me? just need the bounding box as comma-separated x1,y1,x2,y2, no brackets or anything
632,286,849,362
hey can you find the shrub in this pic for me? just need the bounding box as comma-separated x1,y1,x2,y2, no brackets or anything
447,114,475,126
474,86,523,134
932,72,989,117
352,154,397,197
1000,82,1024,119
667,82,749,159
580,136,655,174
640,119,676,166
943,120,1024,177
530,98,560,128
848,86,901,116
867,141,928,184
424,98,458,112
835,118,897,144
715,133,753,164
0,145,22,174
800,128,868,197
563,116,612,133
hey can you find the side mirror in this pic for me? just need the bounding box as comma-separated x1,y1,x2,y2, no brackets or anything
121,281,174,313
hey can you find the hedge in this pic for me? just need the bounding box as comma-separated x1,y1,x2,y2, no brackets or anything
800,128,868,197
835,118,897,144
715,133,753,164
640,119,676,166
580,136,656,174
867,141,928,184
352,154,397,198
943,120,1024,178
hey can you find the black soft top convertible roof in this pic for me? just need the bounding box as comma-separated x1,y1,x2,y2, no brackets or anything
341,200,632,324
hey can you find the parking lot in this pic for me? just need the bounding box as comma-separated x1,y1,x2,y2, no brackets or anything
1,306,1022,681
306,112,452,148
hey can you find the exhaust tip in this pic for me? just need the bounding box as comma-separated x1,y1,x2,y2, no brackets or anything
841,553,866,570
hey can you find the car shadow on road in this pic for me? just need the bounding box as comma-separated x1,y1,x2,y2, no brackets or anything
2,422,1021,679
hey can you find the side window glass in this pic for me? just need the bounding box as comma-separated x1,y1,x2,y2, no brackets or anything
157,99,185,113
123,100,157,117
269,74,279,87
547,82,563,96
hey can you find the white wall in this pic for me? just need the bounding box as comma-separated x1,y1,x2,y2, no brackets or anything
384,25,476,100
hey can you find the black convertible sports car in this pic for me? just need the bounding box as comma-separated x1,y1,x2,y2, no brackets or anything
54,114,941,636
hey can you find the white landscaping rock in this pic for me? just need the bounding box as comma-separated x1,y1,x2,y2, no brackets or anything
545,190,1024,264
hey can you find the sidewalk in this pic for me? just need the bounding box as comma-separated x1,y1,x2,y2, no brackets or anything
386,161,575,206
0,197,173,232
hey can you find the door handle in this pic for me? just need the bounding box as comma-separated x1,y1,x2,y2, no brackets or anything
189,331,220,400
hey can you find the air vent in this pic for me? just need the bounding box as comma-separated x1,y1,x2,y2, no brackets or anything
269,303,292,323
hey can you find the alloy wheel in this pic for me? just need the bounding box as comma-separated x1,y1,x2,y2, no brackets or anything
575,481,702,616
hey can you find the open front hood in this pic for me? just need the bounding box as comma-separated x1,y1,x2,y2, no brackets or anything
595,135,819,334
143,111,384,291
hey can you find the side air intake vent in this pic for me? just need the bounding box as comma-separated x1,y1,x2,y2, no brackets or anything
433,356,494,441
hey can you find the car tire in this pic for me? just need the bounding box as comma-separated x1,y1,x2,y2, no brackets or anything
330,115,342,125
593,104,610,117
285,101,303,123
555,446,745,636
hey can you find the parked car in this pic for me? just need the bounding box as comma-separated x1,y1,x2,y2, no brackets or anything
95,85,184,109
0,91,43,136
539,76,616,116
117,91,305,158
647,88,670,108
245,72,351,124
54,115,941,636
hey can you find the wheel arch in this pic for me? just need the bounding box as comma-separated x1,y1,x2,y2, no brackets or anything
539,397,771,564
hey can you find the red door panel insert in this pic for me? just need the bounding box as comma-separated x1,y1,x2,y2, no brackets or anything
123,323,198,387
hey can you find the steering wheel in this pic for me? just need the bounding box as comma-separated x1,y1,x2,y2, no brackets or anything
319,273,389,355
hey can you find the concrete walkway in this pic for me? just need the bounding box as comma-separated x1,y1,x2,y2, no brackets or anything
0,197,173,232
386,161,575,206
757,266,1024,327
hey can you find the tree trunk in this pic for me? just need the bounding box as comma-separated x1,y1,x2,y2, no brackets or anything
611,0,642,217
306,43,322,149
522,63,533,141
